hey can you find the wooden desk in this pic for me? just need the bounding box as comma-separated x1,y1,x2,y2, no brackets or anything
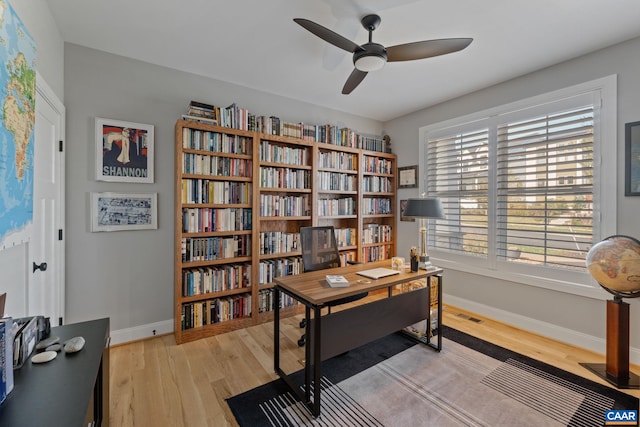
0,318,110,427
273,261,442,417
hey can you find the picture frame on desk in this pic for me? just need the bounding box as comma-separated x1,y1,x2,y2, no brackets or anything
95,117,154,183
398,165,418,189
625,121,640,196
90,192,158,232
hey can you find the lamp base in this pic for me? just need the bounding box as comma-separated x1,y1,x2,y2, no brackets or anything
419,256,437,271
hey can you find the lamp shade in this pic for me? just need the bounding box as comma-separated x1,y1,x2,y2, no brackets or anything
403,198,445,218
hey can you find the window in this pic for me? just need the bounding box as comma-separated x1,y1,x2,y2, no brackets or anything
420,77,616,296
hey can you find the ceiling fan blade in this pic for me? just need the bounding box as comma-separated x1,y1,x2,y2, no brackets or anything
386,38,473,62
294,18,362,53
342,69,368,94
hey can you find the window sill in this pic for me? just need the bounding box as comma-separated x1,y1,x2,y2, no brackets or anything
431,255,609,301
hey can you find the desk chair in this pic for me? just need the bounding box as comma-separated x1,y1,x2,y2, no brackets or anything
297,226,367,346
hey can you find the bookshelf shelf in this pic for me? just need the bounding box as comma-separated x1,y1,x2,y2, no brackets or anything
175,118,397,344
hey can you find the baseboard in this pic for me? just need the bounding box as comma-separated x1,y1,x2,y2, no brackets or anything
445,294,640,365
110,319,174,346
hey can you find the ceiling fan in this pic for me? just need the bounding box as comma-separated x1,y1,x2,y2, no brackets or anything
294,14,473,94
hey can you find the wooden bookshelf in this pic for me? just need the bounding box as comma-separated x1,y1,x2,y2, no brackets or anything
174,119,397,343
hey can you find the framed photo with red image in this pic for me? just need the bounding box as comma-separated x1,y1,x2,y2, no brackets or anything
95,117,154,183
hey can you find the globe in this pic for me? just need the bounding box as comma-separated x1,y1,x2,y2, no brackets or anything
586,235,640,298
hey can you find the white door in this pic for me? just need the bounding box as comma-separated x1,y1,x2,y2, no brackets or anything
28,76,65,325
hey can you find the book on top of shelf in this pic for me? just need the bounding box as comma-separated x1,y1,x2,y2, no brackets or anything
325,275,349,287
182,114,218,126
189,100,215,111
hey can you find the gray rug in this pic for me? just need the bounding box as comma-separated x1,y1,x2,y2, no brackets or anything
228,328,638,426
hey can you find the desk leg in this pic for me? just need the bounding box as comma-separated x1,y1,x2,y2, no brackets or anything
424,275,442,352
436,274,442,351
273,287,280,373
312,305,322,417
304,305,311,405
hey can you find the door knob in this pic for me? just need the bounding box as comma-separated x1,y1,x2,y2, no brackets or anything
33,262,48,272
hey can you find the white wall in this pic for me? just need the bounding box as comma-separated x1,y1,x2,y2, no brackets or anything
63,43,383,340
385,36,640,356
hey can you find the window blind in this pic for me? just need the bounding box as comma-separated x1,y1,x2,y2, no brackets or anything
426,128,489,257
496,106,594,270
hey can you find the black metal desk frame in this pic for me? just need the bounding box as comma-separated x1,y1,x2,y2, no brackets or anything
273,269,442,418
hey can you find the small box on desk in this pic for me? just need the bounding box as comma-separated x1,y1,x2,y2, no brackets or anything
13,316,38,369
0,317,14,405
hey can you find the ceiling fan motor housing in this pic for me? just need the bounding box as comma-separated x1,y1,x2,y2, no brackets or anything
353,43,387,71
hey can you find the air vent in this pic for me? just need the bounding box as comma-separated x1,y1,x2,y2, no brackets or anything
456,313,483,323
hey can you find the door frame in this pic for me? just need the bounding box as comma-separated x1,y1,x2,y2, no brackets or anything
34,73,66,324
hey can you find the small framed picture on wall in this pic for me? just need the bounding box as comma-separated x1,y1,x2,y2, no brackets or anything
398,165,418,189
625,121,640,196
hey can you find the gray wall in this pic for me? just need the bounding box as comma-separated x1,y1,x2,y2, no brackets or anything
63,43,383,335
385,36,640,352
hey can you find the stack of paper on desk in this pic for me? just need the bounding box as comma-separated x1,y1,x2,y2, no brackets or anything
325,275,349,287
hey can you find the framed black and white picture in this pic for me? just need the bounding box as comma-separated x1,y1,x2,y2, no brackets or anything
398,165,418,189
95,117,154,183
625,121,640,196
90,192,158,232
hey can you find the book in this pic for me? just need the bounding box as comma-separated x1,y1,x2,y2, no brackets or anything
0,317,14,404
325,275,349,287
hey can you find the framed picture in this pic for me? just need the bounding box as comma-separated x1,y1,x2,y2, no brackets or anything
91,192,158,232
400,199,415,222
95,117,154,183
625,121,640,196
398,165,418,189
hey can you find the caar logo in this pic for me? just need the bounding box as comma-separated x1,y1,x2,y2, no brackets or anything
605,410,638,426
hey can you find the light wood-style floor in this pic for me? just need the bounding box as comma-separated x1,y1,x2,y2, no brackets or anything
109,303,640,426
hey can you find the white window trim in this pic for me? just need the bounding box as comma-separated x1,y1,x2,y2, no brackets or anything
418,75,617,300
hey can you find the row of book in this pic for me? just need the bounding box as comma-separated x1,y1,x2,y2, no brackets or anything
181,263,251,297
258,288,299,313
259,166,311,189
258,257,304,286
181,179,252,205
259,140,309,165
318,171,357,192
182,100,391,153
317,151,358,171
362,224,393,244
259,231,300,255
259,194,310,217
363,156,394,174
317,197,356,216
335,227,357,247
181,128,252,154
363,245,392,262
362,198,393,215
182,207,252,234
181,293,252,330
363,176,393,193
182,152,253,177
181,235,251,262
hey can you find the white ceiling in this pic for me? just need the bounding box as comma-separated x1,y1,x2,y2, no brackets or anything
47,0,640,122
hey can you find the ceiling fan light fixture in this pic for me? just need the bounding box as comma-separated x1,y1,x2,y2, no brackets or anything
354,54,386,72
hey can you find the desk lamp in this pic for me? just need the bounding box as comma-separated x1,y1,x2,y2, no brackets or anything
403,197,444,270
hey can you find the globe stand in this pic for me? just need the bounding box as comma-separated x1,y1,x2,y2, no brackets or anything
580,295,640,389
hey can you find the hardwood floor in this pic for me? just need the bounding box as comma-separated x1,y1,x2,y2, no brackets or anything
109,304,640,426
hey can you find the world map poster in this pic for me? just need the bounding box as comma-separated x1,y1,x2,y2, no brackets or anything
0,0,37,250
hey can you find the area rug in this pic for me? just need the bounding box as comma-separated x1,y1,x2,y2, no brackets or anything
227,326,638,426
